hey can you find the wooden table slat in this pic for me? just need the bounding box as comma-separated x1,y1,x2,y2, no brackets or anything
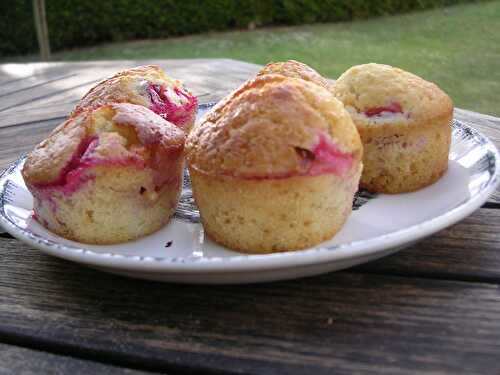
0,118,62,168
0,250,499,375
0,73,78,97
0,60,248,127
0,75,102,113
0,343,162,375
355,207,500,281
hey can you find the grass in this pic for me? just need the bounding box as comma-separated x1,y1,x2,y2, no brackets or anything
14,1,500,115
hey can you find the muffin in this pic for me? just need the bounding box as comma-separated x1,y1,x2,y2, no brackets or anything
186,75,363,253
22,103,185,244
72,65,198,131
257,60,331,90
333,63,453,193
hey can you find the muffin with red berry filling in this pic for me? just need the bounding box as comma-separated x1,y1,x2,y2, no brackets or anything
257,60,330,90
186,75,363,253
22,103,185,244
72,65,198,131
333,63,453,193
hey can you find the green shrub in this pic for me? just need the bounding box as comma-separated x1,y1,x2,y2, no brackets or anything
1,0,37,57
0,0,483,57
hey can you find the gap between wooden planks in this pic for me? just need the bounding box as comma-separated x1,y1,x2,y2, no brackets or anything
0,240,499,375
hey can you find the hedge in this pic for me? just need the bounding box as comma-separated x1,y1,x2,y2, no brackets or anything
0,0,482,57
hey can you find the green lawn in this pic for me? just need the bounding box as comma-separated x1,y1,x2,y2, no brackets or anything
24,1,500,115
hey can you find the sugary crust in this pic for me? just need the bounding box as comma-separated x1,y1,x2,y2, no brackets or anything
257,60,331,90
22,114,89,184
71,65,197,131
111,102,186,147
22,103,185,186
186,74,362,178
333,63,453,127
72,65,182,115
332,63,453,193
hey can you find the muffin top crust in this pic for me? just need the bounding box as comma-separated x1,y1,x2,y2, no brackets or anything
257,60,331,90
72,65,197,129
333,63,453,127
186,74,362,179
23,103,185,188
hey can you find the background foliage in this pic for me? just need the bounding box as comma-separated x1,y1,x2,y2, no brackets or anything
0,0,482,57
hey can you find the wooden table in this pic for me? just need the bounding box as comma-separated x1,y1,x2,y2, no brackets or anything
0,59,499,375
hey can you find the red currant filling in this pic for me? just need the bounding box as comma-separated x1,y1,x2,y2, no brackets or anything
364,102,403,117
147,84,197,128
295,133,353,177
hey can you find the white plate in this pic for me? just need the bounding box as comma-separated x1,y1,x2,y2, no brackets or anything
0,107,498,283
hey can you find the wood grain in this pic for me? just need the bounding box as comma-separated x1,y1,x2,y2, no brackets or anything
0,59,257,104
0,239,500,375
0,74,101,112
0,59,248,127
355,208,500,281
0,343,160,375
0,75,37,86
0,73,76,97
0,118,61,169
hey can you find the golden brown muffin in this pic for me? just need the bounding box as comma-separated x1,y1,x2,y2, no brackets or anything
332,63,453,193
22,103,185,244
72,65,198,131
257,60,331,89
186,74,363,253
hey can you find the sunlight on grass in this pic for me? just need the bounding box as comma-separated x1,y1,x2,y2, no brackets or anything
47,1,500,115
